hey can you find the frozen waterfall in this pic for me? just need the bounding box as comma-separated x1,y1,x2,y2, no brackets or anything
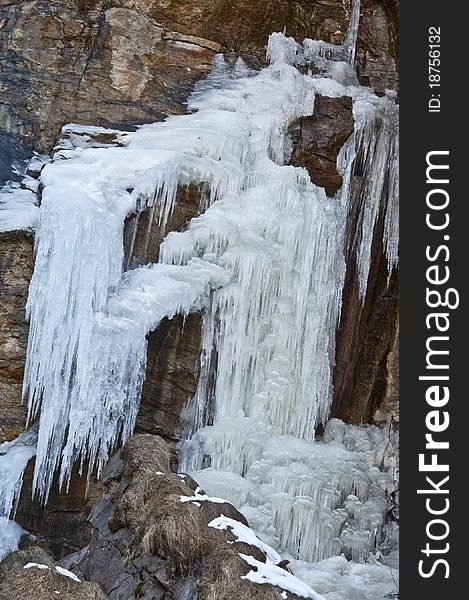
1,3,398,596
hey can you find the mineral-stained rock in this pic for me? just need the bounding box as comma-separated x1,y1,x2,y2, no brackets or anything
73,434,303,600
332,211,399,425
0,231,33,442
288,95,354,197
0,546,107,600
136,313,202,447
16,461,103,560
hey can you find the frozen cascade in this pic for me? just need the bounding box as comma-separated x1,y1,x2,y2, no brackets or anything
22,53,329,500
1,15,398,597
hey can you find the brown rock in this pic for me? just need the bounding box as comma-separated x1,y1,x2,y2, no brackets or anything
288,95,354,197
136,313,202,445
0,0,358,156
332,211,399,425
0,231,33,442
16,461,103,560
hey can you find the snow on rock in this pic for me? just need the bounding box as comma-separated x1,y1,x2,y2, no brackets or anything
0,154,49,233
23,563,81,583
240,553,325,600
209,514,281,564
0,186,39,233
24,562,50,570
180,486,228,505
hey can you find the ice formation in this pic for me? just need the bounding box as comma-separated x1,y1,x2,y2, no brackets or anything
0,154,49,233
0,518,28,561
0,2,398,596
191,420,398,565
0,430,37,558
0,431,37,523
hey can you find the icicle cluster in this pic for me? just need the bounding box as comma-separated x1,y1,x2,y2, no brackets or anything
350,95,399,297
22,54,325,500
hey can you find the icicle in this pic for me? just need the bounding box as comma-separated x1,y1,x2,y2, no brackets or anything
343,0,361,66
189,421,398,564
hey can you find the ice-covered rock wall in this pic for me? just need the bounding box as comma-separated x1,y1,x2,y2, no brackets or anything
0,1,398,588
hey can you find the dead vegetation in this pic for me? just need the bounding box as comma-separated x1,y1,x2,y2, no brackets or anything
0,546,106,600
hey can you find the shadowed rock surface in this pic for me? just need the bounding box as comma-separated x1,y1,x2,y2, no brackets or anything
0,231,33,442
16,462,103,560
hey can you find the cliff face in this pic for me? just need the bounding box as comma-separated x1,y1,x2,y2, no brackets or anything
1,0,398,566
0,0,398,160
0,232,33,443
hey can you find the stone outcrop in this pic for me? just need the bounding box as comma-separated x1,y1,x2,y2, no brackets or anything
0,1,398,158
288,95,354,197
70,434,302,600
0,231,33,442
0,0,354,158
136,313,202,449
331,212,399,425
0,546,107,600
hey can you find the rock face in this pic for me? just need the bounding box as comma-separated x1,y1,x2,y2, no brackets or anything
331,193,399,425
0,231,33,442
16,462,103,560
72,434,300,600
359,0,399,94
0,546,107,600
136,314,202,448
288,95,354,197
0,0,357,156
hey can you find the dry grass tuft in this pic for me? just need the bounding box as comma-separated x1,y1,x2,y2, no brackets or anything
110,434,287,599
0,547,106,600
